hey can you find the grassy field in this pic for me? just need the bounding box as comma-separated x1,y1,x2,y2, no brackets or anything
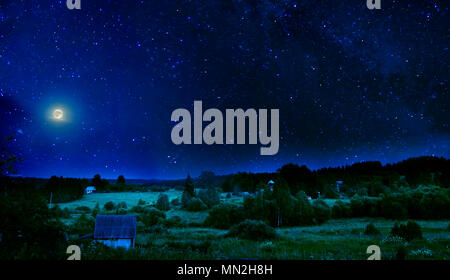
61,191,450,260
129,218,450,260
56,189,183,210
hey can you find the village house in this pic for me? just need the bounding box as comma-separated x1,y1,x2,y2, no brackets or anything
94,215,136,249
84,186,96,194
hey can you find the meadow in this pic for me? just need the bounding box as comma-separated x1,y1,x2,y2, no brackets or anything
58,191,450,260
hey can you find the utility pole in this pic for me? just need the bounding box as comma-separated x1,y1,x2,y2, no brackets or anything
49,192,53,208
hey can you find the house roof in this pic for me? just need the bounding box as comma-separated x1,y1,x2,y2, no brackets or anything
85,186,96,191
94,215,136,239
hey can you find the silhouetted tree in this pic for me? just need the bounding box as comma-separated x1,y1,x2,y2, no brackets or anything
117,175,125,185
184,174,195,197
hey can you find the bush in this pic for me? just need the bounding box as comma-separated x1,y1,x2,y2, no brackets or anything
140,208,166,227
70,214,95,236
156,194,170,211
323,185,339,199
50,205,71,219
75,206,91,213
226,220,277,241
293,191,314,225
171,198,181,206
395,245,408,260
130,205,145,213
350,195,381,218
146,224,168,234
182,190,194,207
138,199,146,205
446,224,450,232
364,223,381,236
115,208,128,215
184,197,208,212
165,216,186,228
92,203,100,218
311,199,331,224
117,201,127,209
332,200,351,218
390,221,422,241
204,203,246,229
104,201,115,211
198,187,221,208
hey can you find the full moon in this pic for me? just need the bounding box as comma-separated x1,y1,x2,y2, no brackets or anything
53,109,63,120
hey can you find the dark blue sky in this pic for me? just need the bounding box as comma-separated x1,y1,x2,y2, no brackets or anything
0,0,448,179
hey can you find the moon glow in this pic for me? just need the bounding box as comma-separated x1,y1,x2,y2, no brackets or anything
53,109,64,120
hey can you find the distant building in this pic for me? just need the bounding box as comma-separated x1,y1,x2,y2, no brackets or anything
85,186,96,194
267,180,275,191
336,181,343,193
94,215,136,249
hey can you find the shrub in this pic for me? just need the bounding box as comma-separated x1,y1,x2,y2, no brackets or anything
184,197,208,212
379,194,407,220
104,201,115,211
332,200,351,218
204,203,246,229
146,224,168,234
50,205,71,219
446,224,450,232
171,198,181,206
115,208,127,215
165,216,186,228
226,220,277,241
156,194,170,211
395,245,408,260
70,214,95,236
293,191,314,225
350,195,381,218
311,199,331,224
136,221,145,232
140,208,166,227
138,199,146,205
75,206,91,213
117,201,127,209
357,187,368,196
198,187,221,208
181,190,194,207
364,223,381,236
92,203,100,218
130,205,145,213
323,185,339,199
390,221,422,241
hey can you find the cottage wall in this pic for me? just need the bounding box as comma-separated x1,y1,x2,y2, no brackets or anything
98,238,133,249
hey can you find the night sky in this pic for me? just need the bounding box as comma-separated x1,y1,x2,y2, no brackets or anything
0,0,448,179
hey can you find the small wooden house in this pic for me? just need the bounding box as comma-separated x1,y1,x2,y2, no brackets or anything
94,215,136,249
85,186,96,194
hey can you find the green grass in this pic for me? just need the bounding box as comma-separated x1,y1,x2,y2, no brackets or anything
56,189,183,210
62,191,450,260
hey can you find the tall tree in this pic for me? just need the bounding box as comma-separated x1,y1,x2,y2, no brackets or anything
117,175,125,185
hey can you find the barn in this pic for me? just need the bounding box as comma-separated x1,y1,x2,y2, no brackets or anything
94,215,136,249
